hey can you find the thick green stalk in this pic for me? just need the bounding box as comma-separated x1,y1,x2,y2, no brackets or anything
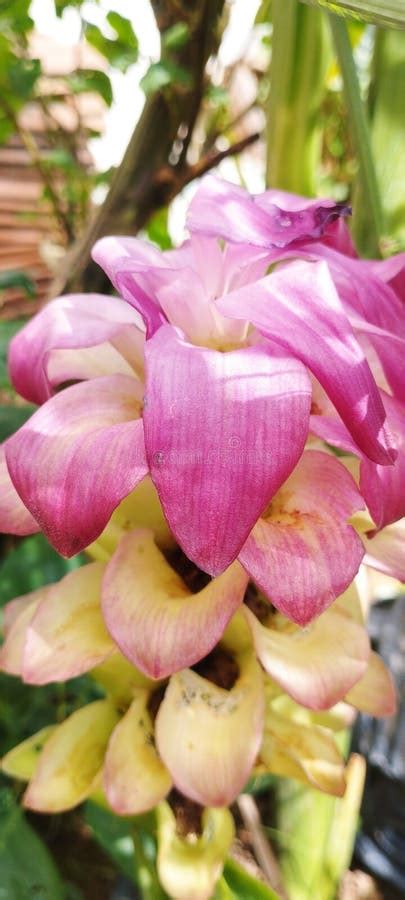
301,1,405,29
266,0,331,194
352,27,405,254
329,13,384,256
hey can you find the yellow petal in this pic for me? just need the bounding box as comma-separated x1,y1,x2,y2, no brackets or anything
22,563,114,684
88,477,175,560
244,601,369,710
345,651,397,717
155,651,264,806
91,650,155,704
104,689,172,814
23,700,119,813
2,726,56,781
261,711,346,796
157,802,234,900
0,594,42,675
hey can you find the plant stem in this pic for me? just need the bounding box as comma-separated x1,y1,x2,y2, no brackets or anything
301,1,405,29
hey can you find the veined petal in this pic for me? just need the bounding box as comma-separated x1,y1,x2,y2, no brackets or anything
244,602,369,710
360,392,405,531
157,803,234,900
8,293,144,404
102,529,248,678
218,260,395,465
187,176,349,249
345,652,397,718
6,375,148,556
0,445,39,536
363,520,405,582
239,451,365,625
144,325,311,575
22,563,114,684
0,592,43,675
103,690,172,814
260,711,346,796
23,700,119,813
1,726,56,781
155,652,264,807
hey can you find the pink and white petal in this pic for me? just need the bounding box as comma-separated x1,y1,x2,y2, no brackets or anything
0,444,40,536
363,520,405,582
23,700,119,813
8,293,144,404
2,592,40,636
22,563,114,684
155,653,264,807
350,319,405,402
218,260,395,465
244,602,369,709
102,529,248,679
103,690,172,815
46,342,136,388
6,375,148,557
260,712,346,796
0,591,44,675
187,176,349,249
345,651,397,718
239,451,365,625
144,325,311,575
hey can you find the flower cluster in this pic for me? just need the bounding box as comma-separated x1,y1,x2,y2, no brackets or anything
1,176,403,898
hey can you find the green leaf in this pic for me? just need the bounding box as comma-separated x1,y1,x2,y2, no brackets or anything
66,69,113,106
140,61,192,97
300,1,405,28
221,858,279,899
0,271,35,297
84,802,136,881
0,319,27,389
106,11,138,50
255,0,272,24
84,22,138,72
145,207,172,250
0,788,64,899
0,534,85,609
9,57,41,99
161,22,190,50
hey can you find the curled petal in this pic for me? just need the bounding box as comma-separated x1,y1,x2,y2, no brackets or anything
144,325,311,575
239,451,365,625
22,563,114,684
218,260,395,465
0,445,39,536
23,700,119,813
360,392,405,531
244,602,369,710
155,652,264,807
157,802,234,900
1,726,56,781
102,529,248,678
345,651,397,718
9,293,144,404
103,690,172,815
6,375,148,556
187,175,349,249
261,712,346,796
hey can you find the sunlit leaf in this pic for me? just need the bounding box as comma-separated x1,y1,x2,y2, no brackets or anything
301,0,405,28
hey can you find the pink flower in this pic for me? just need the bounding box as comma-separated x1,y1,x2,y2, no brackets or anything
2,177,403,626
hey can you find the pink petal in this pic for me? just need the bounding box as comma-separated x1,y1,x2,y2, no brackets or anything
187,176,349,249
155,654,264,806
360,392,405,531
92,236,167,337
0,444,39,536
239,451,365,625
6,375,148,556
143,325,311,575
8,293,144,404
0,593,42,675
218,260,395,465
345,651,397,718
244,603,369,710
102,529,248,678
22,563,114,684
363,520,405,582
